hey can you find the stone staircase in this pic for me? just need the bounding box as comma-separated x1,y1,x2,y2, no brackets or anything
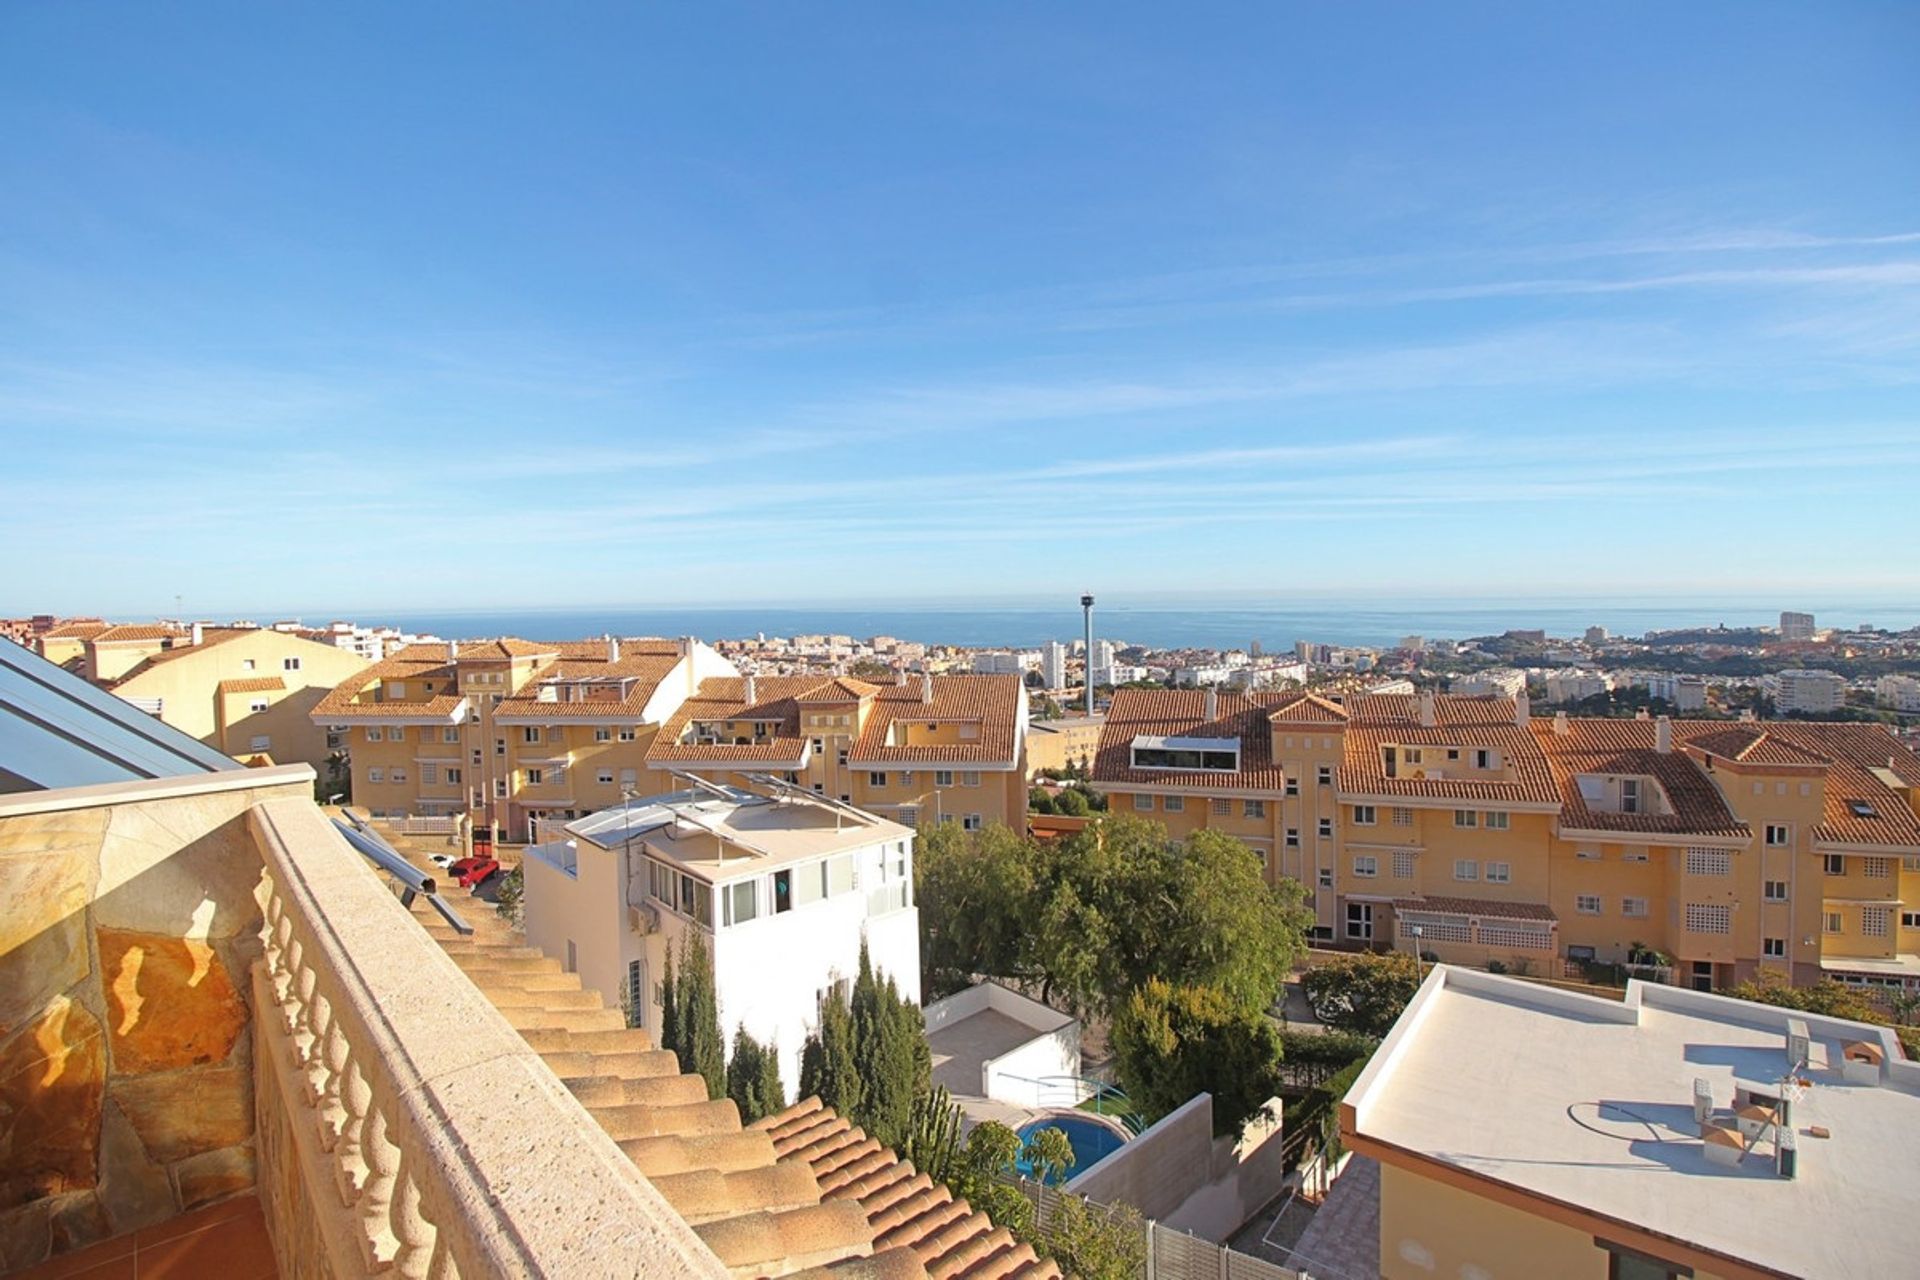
406,896,1061,1280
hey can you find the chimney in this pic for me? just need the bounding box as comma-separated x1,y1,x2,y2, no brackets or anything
1514,687,1530,728
1204,686,1219,722
895,664,908,687
190,621,203,646
1656,714,1673,755
448,639,459,660
743,670,758,706
921,672,934,705
607,634,620,662
1553,710,1570,737
1418,687,1436,728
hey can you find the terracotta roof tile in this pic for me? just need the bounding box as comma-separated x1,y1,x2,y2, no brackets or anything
754,1098,1063,1280
1533,718,1750,837
1093,688,1290,791
1267,692,1350,724
216,676,287,695
1395,894,1558,922
90,623,187,643
850,678,1023,767
649,676,823,766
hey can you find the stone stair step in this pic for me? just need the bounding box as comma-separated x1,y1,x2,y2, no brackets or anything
499,1005,629,1034
477,984,605,1010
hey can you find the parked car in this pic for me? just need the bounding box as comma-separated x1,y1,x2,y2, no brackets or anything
429,853,456,868
448,855,500,889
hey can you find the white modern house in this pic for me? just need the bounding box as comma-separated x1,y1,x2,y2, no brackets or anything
521,775,920,1097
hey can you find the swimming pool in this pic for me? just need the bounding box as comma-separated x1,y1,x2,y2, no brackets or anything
1014,1113,1128,1184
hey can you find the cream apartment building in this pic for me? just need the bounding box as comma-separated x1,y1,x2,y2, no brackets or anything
1093,688,1920,996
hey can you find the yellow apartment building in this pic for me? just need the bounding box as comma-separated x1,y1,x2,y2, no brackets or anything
29,617,108,668
1093,688,1920,996
648,669,1030,832
1334,966,1919,1280
1024,713,1105,777
311,636,737,839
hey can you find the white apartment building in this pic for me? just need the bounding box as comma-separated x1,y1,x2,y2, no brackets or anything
971,650,1040,676
1449,668,1527,698
1638,672,1708,712
1775,668,1848,715
521,778,919,1097
1041,641,1068,690
1543,669,1612,704
1875,674,1920,713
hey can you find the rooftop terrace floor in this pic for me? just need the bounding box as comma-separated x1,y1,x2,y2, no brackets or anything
15,1195,277,1280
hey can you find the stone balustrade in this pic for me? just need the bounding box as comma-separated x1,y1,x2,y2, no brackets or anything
247,796,727,1280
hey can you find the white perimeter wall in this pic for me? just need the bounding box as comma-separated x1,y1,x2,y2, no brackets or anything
923,983,1083,1106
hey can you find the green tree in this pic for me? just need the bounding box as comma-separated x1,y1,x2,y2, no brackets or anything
1054,787,1091,817
725,1026,787,1124
915,821,1038,997
659,946,680,1063
1022,1125,1076,1186
1301,951,1425,1036
1028,786,1058,815
849,943,931,1149
1041,1192,1146,1280
904,1084,966,1186
798,983,865,1119
673,933,725,1099
491,865,525,928
1726,974,1886,1024
1111,978,1285,1135
951,1121,1036,1238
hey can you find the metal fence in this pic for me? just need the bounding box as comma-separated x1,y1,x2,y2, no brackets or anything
996,1173,1306,1280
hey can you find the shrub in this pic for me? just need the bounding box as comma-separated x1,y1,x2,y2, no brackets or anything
1301,951,1423,1036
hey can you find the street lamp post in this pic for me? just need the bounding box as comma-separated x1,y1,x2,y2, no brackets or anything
1411,924,1425,982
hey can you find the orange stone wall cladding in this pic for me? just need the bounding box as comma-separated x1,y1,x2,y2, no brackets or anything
0,777,301,1272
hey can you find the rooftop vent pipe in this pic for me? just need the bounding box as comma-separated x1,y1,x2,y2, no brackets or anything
1656,715,1673,754
922,672,934,704
1204,686,1219,722
1418,687,1437,728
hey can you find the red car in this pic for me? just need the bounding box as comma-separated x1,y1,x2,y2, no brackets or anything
447,855,500,889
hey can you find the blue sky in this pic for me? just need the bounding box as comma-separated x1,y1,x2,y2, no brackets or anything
3,2,1918,616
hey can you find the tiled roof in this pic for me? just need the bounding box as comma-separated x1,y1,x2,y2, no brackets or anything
90,623,186,644
38,619,108,640
1720,722,1920,848
493,654,685,722
1395,895,1558,922
457,638,563,661
1532,718,1750,838
1343,693,1520,727
1686,726,1833,767
849,677,1023,767
311,643,462,721
795,677,882,704
1267,693,1350,724
649,676,823,765
1337,695,1560,806
1092,688,1290,791
755,1097,1062,1280
216,676,287,695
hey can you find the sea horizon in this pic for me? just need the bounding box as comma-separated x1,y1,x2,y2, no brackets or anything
248,594,1920,653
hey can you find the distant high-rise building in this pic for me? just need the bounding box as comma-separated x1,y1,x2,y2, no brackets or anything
1584,625,1609,646
1041,640,1068,690
1776,668,1846,714
1398,635,1424,653
1781,611,1816,641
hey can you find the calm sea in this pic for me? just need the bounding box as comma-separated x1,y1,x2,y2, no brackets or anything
292,597,1920,652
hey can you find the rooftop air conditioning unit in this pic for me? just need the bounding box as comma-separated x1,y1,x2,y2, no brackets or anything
629,903,660,935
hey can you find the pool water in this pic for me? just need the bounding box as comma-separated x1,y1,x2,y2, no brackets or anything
1015,1114,1128,1184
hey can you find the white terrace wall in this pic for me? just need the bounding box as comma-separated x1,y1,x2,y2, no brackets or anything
923,982,1082,1107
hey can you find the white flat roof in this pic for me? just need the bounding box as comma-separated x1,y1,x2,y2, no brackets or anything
564,787,908,882
1346,968,1920,1279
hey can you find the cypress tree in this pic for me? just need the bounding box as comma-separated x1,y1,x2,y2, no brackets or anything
678,932,725,1100
756,1037,786,1120
800,979,864,1118
659,946,680,1063
726,1026,787,1124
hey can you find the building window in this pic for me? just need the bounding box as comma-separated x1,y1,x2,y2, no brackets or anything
1352,805,1376,826
249,734,271,752
1864,856,1892,878
1474,749,1495,769
1352,855,1377,878
1576,894,1602,915
1902,910,1920,930
1602,1241,1692,1280
1763,937,1786,959
422,764,439,785
935,770,955,787
495,738,506,757
1766,825,1791,847
283,657,301,671
366,727,383,743
1135,794,1155,811
1454,810,1478,829
1244,799,1265,818
1390,807,1412,826
1685,903,1732,934
597,769,614,785
1863,906,1890,937
1392,850,1415,879
249,698,270,713
1454,859,1479,881
446,767,462,784
619,727,637,742
1486,861,1511,883
1825,911,1844,934
1824,853,1846,875
1764,880,1788,902
1285,778,1300,797
494,778,507,798
1165,795,1185,812
869,771,887,787
1317,817,1332,839
1576,846,1600,860
1622,850,1649,863
1286,829,1301,848
525,768,543,785
1212,798,1231,816
962,771,981,787
1623,896,1649,918
1685,848,1731,877
1485,811,1510,831
368,768,385,783
594,727,612,743
963,814,982,831
1317,866,1333,888
1316,766,1332,786
519,727,538,744
242,658,255,671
